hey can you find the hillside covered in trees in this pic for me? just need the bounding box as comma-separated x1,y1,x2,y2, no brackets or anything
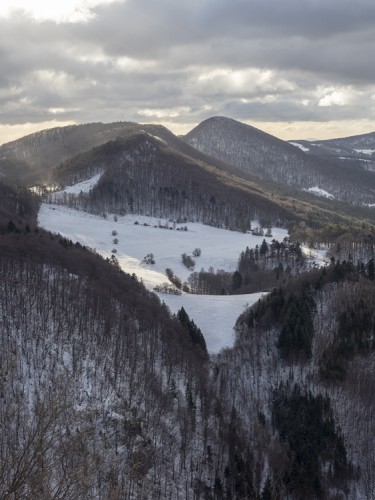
46,132,297,231
37,130,375,239
2,117,375,498
2,173,375,499
0,184,262,498
214,258,375,498
183,116,375,205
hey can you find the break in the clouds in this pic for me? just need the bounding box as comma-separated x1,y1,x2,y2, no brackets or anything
1,0,375,143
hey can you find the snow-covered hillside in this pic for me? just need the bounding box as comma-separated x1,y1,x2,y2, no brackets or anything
38,203,287,352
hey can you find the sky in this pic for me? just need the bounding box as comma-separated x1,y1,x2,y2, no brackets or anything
1,0,375,145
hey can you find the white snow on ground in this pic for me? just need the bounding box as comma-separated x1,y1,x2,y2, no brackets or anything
38,204,288,287
38,203,288,352
354,149,375,155
302,246,329,266
339,156,371,162
157,292,265,353
304,186,335,199
62,173,103,194
289,141,310,152
48,172,103,201
141,131,167,145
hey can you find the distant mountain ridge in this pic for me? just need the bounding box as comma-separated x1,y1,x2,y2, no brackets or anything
290,131,375,174
2,116,374,232
182,116,375,204
3,116,375,206
0,120,249,187
47,131,296,230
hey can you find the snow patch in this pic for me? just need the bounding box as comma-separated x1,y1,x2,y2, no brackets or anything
158,292,265,353
44,173,103,202
60,172,103,195
339,156,371,162
354,149,375,155
141,130,167,145
289,142,310,152
301,246,329,266
304,186,334,200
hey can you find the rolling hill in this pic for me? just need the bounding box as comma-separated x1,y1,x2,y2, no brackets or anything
43,130,375,234
182,116,375,205
3,117,375,245
0,120,239,187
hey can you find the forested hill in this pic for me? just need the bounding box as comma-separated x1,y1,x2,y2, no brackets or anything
47,132,295,230
3,116,375,208
1,183,262,498
182,116,375,204
3,118,375,234
0,121,178,186
44,132,375,234
0,183,39,229
0,120,235,187
2,183,372,496
2,115,375,497
216,257,375,498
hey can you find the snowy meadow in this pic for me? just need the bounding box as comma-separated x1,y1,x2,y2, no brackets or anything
38,202,288,353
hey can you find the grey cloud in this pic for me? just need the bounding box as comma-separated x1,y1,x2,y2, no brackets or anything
74,0,375,87
0,0,375,132
88,0,375,50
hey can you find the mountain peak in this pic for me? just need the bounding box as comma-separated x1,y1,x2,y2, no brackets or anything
182,116,375,204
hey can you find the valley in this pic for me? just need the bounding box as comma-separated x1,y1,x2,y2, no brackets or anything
38,202,279,353
1,116,375,498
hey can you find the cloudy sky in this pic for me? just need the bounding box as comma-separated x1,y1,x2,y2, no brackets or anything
1,0,375,144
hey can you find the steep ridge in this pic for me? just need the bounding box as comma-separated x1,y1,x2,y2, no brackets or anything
49,132,294,229
0,119,270,187
0,121,180,185
182,116,375,204
219,259,375,498
45,131,368,232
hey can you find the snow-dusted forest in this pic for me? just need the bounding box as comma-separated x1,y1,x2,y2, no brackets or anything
2,117,375,498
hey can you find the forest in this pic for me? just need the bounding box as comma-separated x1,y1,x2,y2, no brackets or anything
2,178,375,499
2,118,375,498
187,238,305,295
46,133,296,232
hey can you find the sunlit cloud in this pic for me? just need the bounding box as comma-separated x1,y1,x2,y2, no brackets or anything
48,107,81,115
317,86,354,107
116,57,156,72
0,0,123,23
319,91,347,107
137,107,192,119
197,68,295,96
